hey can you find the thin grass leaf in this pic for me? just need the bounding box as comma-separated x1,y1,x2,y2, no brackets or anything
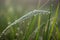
35,14,41,40
55,24,60,40
48,3,59,40
43,8,51,40
24,15,37,40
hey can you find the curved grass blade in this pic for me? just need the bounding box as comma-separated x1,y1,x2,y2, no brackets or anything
0,10,50,38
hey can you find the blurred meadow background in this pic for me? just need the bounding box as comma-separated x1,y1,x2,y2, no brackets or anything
0,0,60,40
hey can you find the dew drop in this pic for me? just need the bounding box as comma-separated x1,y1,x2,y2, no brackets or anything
22,21,25,23
8,22,11,24
20,31,23,34
16,33,19,36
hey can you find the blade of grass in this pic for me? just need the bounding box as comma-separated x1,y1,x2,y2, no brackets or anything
35,0,41,39
24,15,37,40
33,16,54,34
35,14,41,40
48,3,59,40
43,3,52,40
55,24,60,40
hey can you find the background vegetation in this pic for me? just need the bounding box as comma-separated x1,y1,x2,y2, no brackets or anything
0,0,60,40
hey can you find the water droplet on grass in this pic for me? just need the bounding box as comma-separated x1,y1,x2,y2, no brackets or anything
16,33,19,36
8,22,11,24
20,31,23,34
22,21,25,23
